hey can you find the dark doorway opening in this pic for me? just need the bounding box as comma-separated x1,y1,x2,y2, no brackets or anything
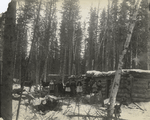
106,79,111,98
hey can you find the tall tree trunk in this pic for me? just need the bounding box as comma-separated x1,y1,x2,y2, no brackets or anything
106,0,111,71
95,5,100,70
43,1,53,82
28,0,41,85
35,41,40,84
72,27,76,75
107,0,142,119
43,55,48,82
68,34,73,75
0,13,5,118
130,45,133,68
102,42,105,71
62,46,67,85
113,39,116,70
35,0,41,85
147,0,150,70
1,1,16,120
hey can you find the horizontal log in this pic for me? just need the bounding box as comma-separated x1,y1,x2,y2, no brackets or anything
133,82,147,86
131,93,150,98
116,97,125,102
118,89,127,93
118,89,129,93
120,79,130,82
132,88,147,94
132,97,150,102
117,91,130,95
132,74,150,78
116,97,132,102
118,92,129,96
136,74,150,78
118,86,128,90
133,84,148,89
133,79,148,84
132,91,150,97
102,88,106,91
102,84,107,87
117,94,130,98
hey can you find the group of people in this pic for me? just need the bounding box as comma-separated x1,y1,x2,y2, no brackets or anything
41,79,63,96
87,78,104,106
42,77,103,99
89,79,102,95
42,78,83,97
64,80,83,97
64,77,103,97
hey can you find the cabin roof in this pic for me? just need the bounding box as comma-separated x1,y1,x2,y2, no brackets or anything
86,69,150,77
48,74,66,77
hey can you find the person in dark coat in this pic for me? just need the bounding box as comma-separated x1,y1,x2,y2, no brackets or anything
88,78,94,94
92,81,98,94
57,80,64,97
97,80,102,91
49,80,55,94
70,80,76,97
97,80,104,106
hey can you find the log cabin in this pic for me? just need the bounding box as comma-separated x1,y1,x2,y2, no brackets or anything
84,69,150,102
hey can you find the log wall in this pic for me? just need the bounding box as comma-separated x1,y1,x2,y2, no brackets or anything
95,77,108,99
84,72,150,102
116,76,150,102
131,77,150,102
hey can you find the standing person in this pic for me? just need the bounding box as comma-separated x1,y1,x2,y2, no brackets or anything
54,80,58,96
92,81,98,95
88,78,93,94
76,80,83,96
97,80,102,93
65,81,71,97
70,80,76,97
57,80,64,97
49,80,54,95
97,80,104,106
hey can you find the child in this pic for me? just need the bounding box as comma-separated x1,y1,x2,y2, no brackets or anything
65,81,71,97
49,80,54,94
92,81,98,94
76,80,83,96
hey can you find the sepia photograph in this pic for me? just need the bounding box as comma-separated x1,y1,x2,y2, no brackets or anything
0,0,150,120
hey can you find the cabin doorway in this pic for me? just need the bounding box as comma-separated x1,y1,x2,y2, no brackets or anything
106,79,111,98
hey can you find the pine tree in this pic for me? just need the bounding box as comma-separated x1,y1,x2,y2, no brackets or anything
59,0,80,81
40,0,58,82
87,7,98,70
97,9,107,71
109,0,119,70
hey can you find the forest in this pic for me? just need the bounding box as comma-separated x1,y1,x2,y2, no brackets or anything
1,0,149,84
0,0,150,120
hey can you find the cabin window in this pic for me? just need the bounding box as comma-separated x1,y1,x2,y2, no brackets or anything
148,82,150,89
